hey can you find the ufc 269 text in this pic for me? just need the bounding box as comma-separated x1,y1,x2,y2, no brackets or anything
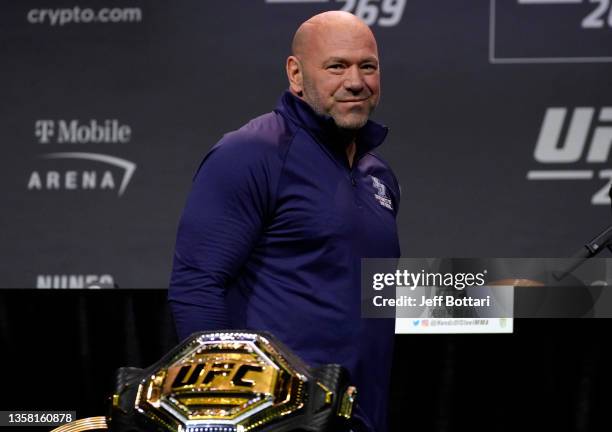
582,0,612,29
338,0,406,27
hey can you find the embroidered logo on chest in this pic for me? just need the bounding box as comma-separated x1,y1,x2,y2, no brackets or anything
370,175,394,211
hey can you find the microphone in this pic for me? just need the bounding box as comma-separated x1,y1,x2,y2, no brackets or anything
554,184,612,281
609,183,612,215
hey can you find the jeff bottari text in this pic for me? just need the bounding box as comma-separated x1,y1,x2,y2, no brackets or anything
373,295,491,307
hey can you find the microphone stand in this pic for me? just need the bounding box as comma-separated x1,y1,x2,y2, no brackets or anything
554,185,612,281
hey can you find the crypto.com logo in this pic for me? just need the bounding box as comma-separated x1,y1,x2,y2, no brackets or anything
265,0,406,27
27,7,142,26
527,107,612,205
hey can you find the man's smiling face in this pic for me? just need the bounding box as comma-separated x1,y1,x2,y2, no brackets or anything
287,12,381,131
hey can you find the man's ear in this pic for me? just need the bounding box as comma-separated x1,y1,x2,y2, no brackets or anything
286,56,304,97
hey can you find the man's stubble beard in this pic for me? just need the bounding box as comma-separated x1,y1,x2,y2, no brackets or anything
301,74,375,132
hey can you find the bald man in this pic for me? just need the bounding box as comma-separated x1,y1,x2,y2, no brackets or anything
170,11,400,432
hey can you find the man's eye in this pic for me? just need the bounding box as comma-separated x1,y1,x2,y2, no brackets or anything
327,64,344,70
362,64,377,70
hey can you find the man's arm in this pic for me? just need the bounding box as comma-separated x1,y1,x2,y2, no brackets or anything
169,133,276,339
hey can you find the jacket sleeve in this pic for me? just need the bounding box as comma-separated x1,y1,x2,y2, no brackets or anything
168,133,277,340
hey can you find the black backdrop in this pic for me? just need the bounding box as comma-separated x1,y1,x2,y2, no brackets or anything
1,290,611,432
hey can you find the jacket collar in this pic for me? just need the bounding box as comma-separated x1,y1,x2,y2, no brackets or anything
274,90,389,161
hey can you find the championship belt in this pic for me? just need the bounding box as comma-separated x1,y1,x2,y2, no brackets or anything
52,331,357,432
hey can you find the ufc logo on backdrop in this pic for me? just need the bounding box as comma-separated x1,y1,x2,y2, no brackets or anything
527,107,612,206
534,107,612,163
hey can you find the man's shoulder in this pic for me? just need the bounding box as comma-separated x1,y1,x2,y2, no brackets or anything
215,111,296,157
193,111,296,180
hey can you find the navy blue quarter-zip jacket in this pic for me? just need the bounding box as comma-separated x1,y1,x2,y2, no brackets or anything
169,91,401,432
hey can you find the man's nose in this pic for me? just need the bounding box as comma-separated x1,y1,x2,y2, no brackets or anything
343,66,365,93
